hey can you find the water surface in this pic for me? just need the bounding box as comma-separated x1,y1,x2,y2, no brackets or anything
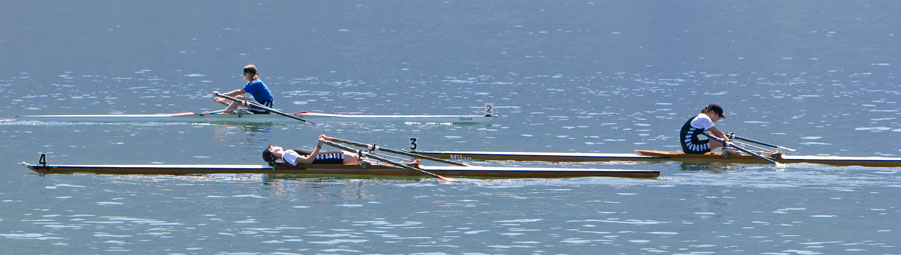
2,1,899,254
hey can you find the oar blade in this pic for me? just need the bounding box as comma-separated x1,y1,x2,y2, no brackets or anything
437,176,459,183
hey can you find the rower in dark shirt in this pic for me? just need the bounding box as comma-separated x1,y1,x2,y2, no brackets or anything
262,134,360,166
680,104,729,154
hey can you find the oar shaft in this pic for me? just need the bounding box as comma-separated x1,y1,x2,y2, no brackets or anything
214,92,314,125
322,140,454,181
729,134,795,152
728,142,780,165
324,136,467,166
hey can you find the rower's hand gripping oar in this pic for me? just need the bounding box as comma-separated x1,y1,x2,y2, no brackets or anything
323,136,468,166
321,140,458,182
214,92,315,126
705,133,786,168
726,133,796,152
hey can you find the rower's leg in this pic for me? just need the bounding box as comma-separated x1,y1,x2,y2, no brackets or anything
222,95,248,113
343,152,360,165
711,139,741,156
710,139,725,151
223,101,240,113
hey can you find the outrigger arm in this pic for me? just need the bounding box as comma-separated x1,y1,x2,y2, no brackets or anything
214,92,315,126
703,133,785,167
321,139,458,182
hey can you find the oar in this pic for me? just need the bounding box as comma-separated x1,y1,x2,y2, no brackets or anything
214,92,315,125
728,142,785,167
323,136,468,166
705,133,785,167
322,140,457,182
727,133,796,152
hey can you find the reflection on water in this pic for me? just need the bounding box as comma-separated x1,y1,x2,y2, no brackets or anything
263,176,387,201
677,161,736,172
210,124,272,143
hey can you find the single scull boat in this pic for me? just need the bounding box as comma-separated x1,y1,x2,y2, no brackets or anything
16,102,497,124
23,161,659,178
16,111,494,124
412,133,900,167
412,150,901,167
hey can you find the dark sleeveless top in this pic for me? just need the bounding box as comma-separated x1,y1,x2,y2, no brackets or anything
679,116,711,154
292,149,345,164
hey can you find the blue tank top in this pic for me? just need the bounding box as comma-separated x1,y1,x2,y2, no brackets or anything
242,80,273,103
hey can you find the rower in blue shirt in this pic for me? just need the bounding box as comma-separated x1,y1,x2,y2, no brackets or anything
212,64,274,114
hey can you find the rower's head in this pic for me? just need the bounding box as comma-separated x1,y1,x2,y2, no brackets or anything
702,103,726,122
243,64,260,82
262,144,283,166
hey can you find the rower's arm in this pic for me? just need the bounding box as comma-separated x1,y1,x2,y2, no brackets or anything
294,139,325,165
708,126,729,142
212,89,245,97
222,89,245,97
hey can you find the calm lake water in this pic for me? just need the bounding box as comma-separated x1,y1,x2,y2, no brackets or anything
1,1,899,254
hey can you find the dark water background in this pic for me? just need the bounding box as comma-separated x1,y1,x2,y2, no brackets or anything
1,1,898,254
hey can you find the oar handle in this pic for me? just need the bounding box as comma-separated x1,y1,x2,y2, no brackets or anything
323,136,468,166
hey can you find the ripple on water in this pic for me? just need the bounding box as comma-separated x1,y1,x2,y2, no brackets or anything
493,219,542,223
573,219,667,225
855,127,892,132
0,233,62,240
